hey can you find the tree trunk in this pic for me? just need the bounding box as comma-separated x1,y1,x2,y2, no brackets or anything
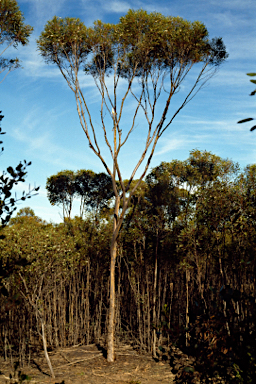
41,319,55,379
185,269,190,347
107,238,117,362
107,197,120,362
152,228,159,358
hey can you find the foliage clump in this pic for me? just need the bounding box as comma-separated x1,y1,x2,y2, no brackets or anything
1,150,256,383
0,0,33,80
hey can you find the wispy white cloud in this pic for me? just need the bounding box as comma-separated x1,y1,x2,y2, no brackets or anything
154,111,256,160
155,131,214,157
198,68,254,90
20,0,67,30
209,0,256,10
225,39,255,62
155,137,189,156
208,8,255,30
9,106,98,170
101,0,132,13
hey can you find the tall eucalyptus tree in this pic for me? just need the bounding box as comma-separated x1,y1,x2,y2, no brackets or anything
37,9,227,361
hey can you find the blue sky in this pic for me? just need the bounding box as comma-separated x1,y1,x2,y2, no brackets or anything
1,0,255,223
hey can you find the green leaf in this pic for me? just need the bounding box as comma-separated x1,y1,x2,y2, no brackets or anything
19,373,31,381
250,79,256,85
247,73,256,76
250,125,256,132
7,166,15,176
237,118,254,124
184,366,194,373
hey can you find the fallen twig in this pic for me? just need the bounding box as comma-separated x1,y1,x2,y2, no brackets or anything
55,353,102,369
59,351,71,363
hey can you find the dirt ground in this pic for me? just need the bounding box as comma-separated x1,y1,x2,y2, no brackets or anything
0,344,175,384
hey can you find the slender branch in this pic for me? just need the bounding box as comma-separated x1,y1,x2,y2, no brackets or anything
159,61,212,137
0,37,18,57
0,67,14,83
98,78,114,157
120,82,145,148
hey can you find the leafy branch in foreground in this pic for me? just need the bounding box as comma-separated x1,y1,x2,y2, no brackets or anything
0,112,39,227
237,72,256,131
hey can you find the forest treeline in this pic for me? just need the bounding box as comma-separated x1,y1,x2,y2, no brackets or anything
1,149,256,383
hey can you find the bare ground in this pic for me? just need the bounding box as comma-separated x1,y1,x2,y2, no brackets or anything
0,344,175,384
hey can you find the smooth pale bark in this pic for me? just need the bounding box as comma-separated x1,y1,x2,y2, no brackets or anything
41,320,55,378
107,239,117,362
107,196,121,362
152,228,159,358
185,269,190,347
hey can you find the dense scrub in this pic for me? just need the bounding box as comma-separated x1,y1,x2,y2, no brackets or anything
1,150,256,383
